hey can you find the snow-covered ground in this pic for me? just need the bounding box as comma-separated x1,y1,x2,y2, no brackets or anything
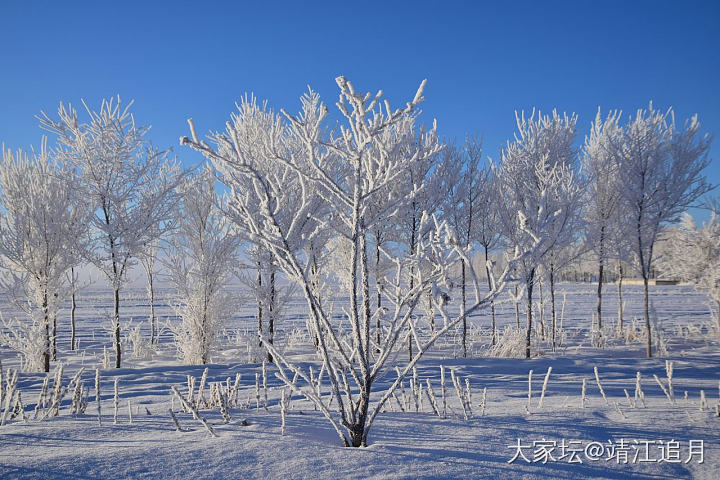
1,282,719,479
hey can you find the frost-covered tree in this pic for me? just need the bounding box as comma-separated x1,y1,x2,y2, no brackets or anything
539,242,583,350
66,265,82,351
467,142,503,346
40,97,181,368
139,239,159,345
607,199,634,334
191,94,331,360
243,253,296,363
243,246,269,351
0,141,89,372
442,137,497,354
167,167,238,365
611,104,712,357
393,124,450,359
495,110,583,358
582,109,623,344
364,119,421,351
658,212,720,335
182,77,536,447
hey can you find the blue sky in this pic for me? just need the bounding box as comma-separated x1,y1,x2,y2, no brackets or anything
1,0,718,206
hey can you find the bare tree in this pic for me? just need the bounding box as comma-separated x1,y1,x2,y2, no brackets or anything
394,124,449,360
0,141,89,371
495,110,583,358
472,159,502,346
181,77,540,447
40,97,181,368
139,239,160,345
581,109,624,344
611,104,712,357
442,137,496,354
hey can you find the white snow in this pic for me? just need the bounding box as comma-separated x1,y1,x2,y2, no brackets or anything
1,282,719,479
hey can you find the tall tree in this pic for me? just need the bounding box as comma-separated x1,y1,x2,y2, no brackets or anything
470,144,502,346
611,104,712,357
139,239,160,345
495,110,582,358
40,97,181,368
0,141,89,371
394,125,449,360
442,137,496,355
582,109,623,345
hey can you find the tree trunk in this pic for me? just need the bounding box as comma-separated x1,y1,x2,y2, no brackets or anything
257,262,263,348
352,383,372,447
69,267,76,351
105,213,122,368
484,245,496,345
268,269,275,363
550,266,556,352
51,308,57,361
514,284,520,329
525,270,535,358
427,289,434,332
149,271,156,345
70,289,77,351
408,210,416,362
114,286,121,368
716,300,720,337
643,274,652,358
375,233,382,351
597,262,604,347
635,208,652,358
461,258,467,358
538,279,544,339
201,307,208,365
596,227,605,346
43,290,50,373
310,253,321,349
360,233,371,361
617,262,624,335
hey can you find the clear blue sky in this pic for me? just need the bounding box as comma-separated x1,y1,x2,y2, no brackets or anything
1,0,719,201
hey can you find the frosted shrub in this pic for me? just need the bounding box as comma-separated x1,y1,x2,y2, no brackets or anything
0,316,47,372
652,317,669,357
242,333,267,364
487,326,526,358
127,322,153,360
284,328,309,352
590,320,616,349
623,318,644,344
171,291,234,365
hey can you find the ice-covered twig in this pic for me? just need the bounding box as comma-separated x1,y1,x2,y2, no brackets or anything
171,386,217,437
